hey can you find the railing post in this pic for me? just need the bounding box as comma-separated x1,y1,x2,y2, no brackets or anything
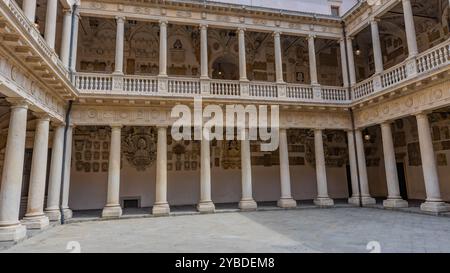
277,83,287,98
112,75,124,92
373,74,382,92
405,57,418,79
312,85,322,101
158,77,168,95
240,81,250,98
200,78,210,95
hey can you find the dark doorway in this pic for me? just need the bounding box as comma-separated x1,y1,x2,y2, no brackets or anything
397,162,408,200
346,165,352,197
123,199,139,208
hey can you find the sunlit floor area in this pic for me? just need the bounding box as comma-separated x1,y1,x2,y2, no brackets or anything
2,207,450,253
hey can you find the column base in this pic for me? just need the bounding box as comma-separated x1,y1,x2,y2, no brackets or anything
239,199,257,211
348,196,361,206
21,215,50,230
277,198,297,208
62,208,73,220
197,201,215,213
152,203,170,216
361,196,376,205
420,201,450,213
0,224,27,242
383,198,408,208
45,208,61,221
314,197,334,207
101,205,123,218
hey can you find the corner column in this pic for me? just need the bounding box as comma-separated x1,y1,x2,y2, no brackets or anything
60,8,73,68
153,126,170,215
22,0,36,22
22,114,51,230
339,38,349,87
416,113,450,212
346,37,357,86
198,132,215,213
277,128,296,208
239,129,257,210
347,130,361,205
238,28,248,81
45,123,65,221
0,100,29,242
61,125,74,219
355,129,376,205
313,129,334,206
102,125,123,218
380,122,408,208
114,16,125,75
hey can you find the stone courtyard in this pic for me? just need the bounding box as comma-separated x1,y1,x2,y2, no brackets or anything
3,207,450,253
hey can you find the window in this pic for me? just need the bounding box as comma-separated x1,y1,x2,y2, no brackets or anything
331,6,340,16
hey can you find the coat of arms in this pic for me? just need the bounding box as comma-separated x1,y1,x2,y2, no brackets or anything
122,127,157,171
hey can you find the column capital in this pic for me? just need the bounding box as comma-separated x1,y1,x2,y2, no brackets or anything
199,23,208,29
115,16,126,23
414,111,431,119
62,8,72,15
380,119,395,126
237,27,246,33
273,30,282,37
6,98,30,109
110,124,123,129
159,20,168,26
33,112,51,121
308,34,316,40
157,125,168,130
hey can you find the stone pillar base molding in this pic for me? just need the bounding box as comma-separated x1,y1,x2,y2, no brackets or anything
44,209,61,221
62,208,73,219
0,224,27,242
239,199,257,211
383,198,408,208
21,215,49,230
197,201,215,213
152,203,170,216
314,197,334,207
348,196,361,206
277,198,297,208
420,201,450,213
101,205,123,218
361,196,376,205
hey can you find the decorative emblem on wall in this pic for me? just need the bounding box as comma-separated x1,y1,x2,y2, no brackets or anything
122,127,157,171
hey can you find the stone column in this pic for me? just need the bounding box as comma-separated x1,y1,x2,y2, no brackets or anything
22,0,36,23
70,9,80,72
61,125,73,219
159,21,168,77
277,128,296,208
346,37,357,86
198,132,215,213
102,125,123,218
44,0,58,49
153,126,170,215
313,129,334,206
347,130,361,205
355,130,376,205
308,35,319,85
339,38,349,88
200,24,209,79
45,124,65,221
238,28,248,81
402,0,418,57
239,129,257,210
60,8,72,68
274,31,284,83
416,113,450,212
0,100,28,242
114,16,125,75
380,122,408,208
22,114,51,230
370,19,384,74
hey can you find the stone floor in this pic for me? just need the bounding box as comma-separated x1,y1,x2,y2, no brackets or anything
2,207,450,253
